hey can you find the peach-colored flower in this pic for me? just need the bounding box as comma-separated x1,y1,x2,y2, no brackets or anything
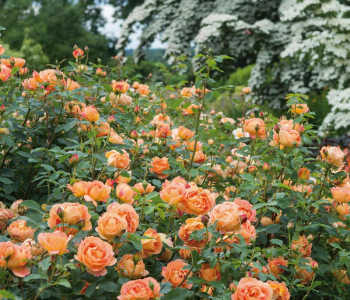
240,221,256,244
242,87,251,94
67,181,88,197
179,186,215,216
0,241,31,277
209,202,241,233
331,187,350,203
151,114,171,126
292,235,312,257
186,140,202,152
116,183,134,204
243,118,266,139
107,203,139,233
190,85,210,98
84,180,111,205
106,150,130,169
38,231,72,255
109,130,125,144
268,281,291,300
1,57,26,68
136,84,151,96
227,160,247,175
8,220,35,242
118,277,160,300
22,239,45,257
291,103,309,114
111,80,130,93
75,236,117,276
295,257,316,284
95,122,110,137
179,217,211,248
115,93,132,106
182,104,199,115
73,48,84,58
0,208,14,230
333,269,350,285
82,106,99,122
133,182,155,195
231,277,273,300
155,123,172,139
149,157,170,179
178,126,194,141
48,202,92,231
116,171,132,184
268,257,288,277
117,254,149,279
96,212,127,242
234,198,257,222
61,78,80,91
199,263,221,282
298,168,310,180
320,146,344,167
160,182,186,205
0,66,12,82
141,228,163,258
161,259,192,289
180,87,192,98
192,151,207,164
278,127,301,148
0,45,5,56
157,233,173,262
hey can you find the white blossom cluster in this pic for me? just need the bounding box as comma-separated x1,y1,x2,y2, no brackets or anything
117,0,350,132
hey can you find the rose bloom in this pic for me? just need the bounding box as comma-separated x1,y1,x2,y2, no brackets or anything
231,277,273,300
232,128,249,139
178,217,211,248
298,167,310,180
292,235,312,257
150,114,172,126
186,140,202,152
1,57,26,68
248,261,268,278
268,281,291,300
117,254,149,279
279,119,300,131
241,221,256,244
0,45,5,56
268,257,288,277
48,202,92,231
141,228,163,258
243,118,267,139
160,182,186,205
161,259,193,289
38,231,72,255
11,200,26,217
106,149,130,169
182,104,199,115
179,248,201,260
149,157,171,179
117,93,132,106
95,122,110,137
65,101,86,119
0,208,14,230
84,180,111,205
0,241,32,277
0,66,12,82
118,277,160,300
209,202,241,233
111,80,130,93
227,160,247,175
8,220,35,242
278,127,301,148
192,151,207,164
291,103,309,114
178,126,194,141
157,233,173,262
81,106,99,122
116,183,134,204
199,263,221,282
331,187,350,203
155,123,172,139
107,203,139,233
115,171,132,184
320,146,344,167
75,236,117,277
61,78,80,91
67,181,88,197
295,257,316,284
109,130,125,144
333,269,350,285
96,213,127,242
179,186,215,216
234,198,257,222
180,87,192,98
136,84,151,96
133,182,155,195
72,48,84,58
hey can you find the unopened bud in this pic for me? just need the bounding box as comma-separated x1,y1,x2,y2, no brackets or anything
0,105,6,114
133,253,141,263
77,219,85,229
134,106,140,113
19,67,29,76
311,261,319,270
131,130,138,139
332,222,339,229
240,214,248,224
84,46,89,52
210,110,215,115
73,44,78,50
299,125,305,133
57,207,64,220
142,180,148,189
229,283,237,293
307,234,314,242
69,154,79,165
262,163,270,172
201,215,209,226
255,124,260,133
274,124,280,133
250,112,255,118
259,111,264,118
108,115,115,124
208,139,214,145
248,165,257,174
287,222,294,230
149,280,154,290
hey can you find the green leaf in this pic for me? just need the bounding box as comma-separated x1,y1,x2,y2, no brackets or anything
56,279,71,288
102,84,113,93
98,281,119,292
0,290,16,300
161,288,193,300
22,200,42,212
270,239,283,246
126,233,142,251
240,173,256,182
0,177,13,184
160,282,172,295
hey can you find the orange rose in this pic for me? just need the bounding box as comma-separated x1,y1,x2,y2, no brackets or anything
95,122,110,137
178,126,194,141
298,167,310,180
65,101,86,119
38,231,72,255
278,127,301,148
96,213,127,242
268,281,291,300
190,85,210,98
115,171,132,184
179,217,211,248
0,45,5,56
136,84,151,97
109,130,125,144
106,149,130,169
248,261,268,278
231,277,273,300
179,248,201,260
0,242,31,277
149,157,171,179
243,118,266,139
73,48,84,58
84,180,111,205
61,78,80,91
22,239,45,257
179,186,215,215
186,140,202,152
182,104,199,115
233,198,257,222
209,202,241,233
241,221,256,244
117,254,149,279
111,80,130,93
107,203,139,233
0,66,12,82
48,202,92,231
295,257,317,284
180,87,192,98
75,236,117,276
199,263,221,282
141,228,163,258
157,233,173,262
67,181,88,197
331,187,350,203
133,182,155,195
1,57,26,68
116,183,134,204
292,235,312,257
156,123,172,139
112,93,132,106
81,106,100,122
227,160,247,175
0,208,14,230
192,151,207,164
161,259,192,289
268,257,288,277
320,146,344,167
160,182,186,205
8,220,35,242
279,119,300,131
333,269,350,285
118,277,160,300
291,103,309,114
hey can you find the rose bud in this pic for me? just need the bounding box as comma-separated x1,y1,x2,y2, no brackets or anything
242,87,251,94
0,105,6,114
307,234,314,242
170,94,175,99
134,106,140,113
57,207,64,220
311,261,319,270
73,48,84,59
259,111,264,118
19,67,29,76
201,215,209,226
298,168,310,180
262,163,270,172
69,154,79,165
131,130,138,139
82,106,99,123
229,282,237,293
287,222,294,230
208,139,214,145
274,124,280,133
248,165,257,173
298,125,305,133
133,253,141,263
240,214,248,224
84,46,89,53
96,67,103,76
108,115,116,124
22,92,27,97
210,110,215,115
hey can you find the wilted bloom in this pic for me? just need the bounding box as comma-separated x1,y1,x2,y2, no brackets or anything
0,208,14,230
232,128,249,139
268,257,288,277
117,254,149,279
295,257,317,284
292,235,312,257
8,220,35,242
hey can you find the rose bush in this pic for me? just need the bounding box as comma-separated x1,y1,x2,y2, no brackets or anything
0,46,349,300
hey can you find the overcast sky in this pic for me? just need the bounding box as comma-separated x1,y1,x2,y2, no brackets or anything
100,4,166,49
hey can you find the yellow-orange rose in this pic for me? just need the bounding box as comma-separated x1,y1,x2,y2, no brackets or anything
84,180,112,205
278,127,301,148
117,254,149,279
141,228,163,258
209,202,241,233
106,149,130,169
231,277,273,300
116,183,134,204
111,80,130,93
178,126,194,141
179,186,215,215
107,203,139,233
161,259,192,289
38,231,72,255
96,212,127,242
81,105,100,122
179,217,211,248
291,103,309,114
243,118,266,139
149,157,171,179
67,181,88,197
160,182,186,205
199,263,221,282
268,257,288,277
320,146,344,167
332,187,350,203
8,220,35,242
118,277,160,300
268,281,291,300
